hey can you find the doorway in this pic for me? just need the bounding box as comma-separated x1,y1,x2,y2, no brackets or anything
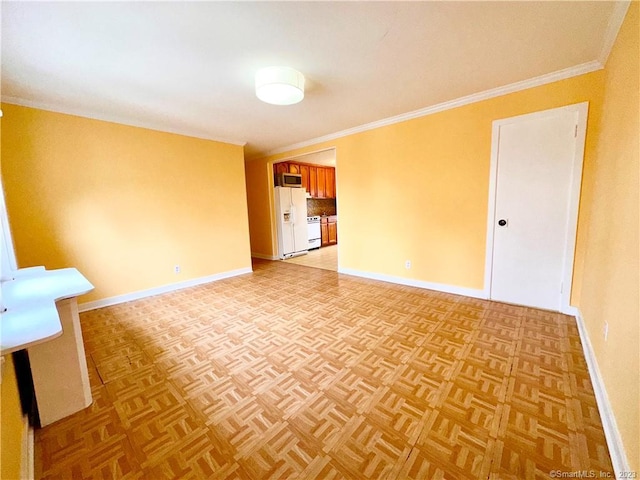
273,148,339,272
484,103,588,312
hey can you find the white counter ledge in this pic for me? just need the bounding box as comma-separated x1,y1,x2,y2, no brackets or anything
1,267,94,355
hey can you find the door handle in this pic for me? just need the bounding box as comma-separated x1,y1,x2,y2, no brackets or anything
498,219,508,227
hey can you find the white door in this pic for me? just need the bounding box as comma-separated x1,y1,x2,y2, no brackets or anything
487,103,587,311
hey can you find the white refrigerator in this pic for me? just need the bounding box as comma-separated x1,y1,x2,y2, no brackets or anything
275,186,308,259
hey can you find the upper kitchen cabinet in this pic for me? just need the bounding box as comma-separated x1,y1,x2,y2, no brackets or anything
309,167,318,198
316,168,327,198
309,165,336,199
274,162,289,185
288,163,300,174
299,164,310,193
325,168,336,199
272,161,336,199
275,162,289,176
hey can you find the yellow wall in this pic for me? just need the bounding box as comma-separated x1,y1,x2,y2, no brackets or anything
576,4,639,470
1,355,24,480
1,104,252,302
246,71,604,293
245,159,275,258
0,112,24,480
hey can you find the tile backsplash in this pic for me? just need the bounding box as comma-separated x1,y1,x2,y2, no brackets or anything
307,198,337,216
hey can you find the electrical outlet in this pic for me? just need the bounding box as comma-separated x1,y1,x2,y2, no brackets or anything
405,260,411,270
174,265,181,274
603,322,608,341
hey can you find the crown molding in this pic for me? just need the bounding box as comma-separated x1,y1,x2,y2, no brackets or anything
0,96,247,147
598,1,631,66
4,55,610,160
256,60,603,160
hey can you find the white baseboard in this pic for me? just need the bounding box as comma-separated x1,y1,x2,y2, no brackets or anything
573,308,630,476
337,267,486,299
251,252,279,261
78,267,253,312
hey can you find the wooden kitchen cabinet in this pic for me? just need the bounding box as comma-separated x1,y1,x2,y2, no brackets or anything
325,168,336,198
327,221,337,245
321,215,338,247
275,162,289,175
309,167,318,198
320,222,329,246
273,162,289,186
299,164,310,193
288,163,300,174
273,161,336,198
316,168,327,198
313,166,336,199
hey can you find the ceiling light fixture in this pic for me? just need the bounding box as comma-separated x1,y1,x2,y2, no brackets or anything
255,66,305,106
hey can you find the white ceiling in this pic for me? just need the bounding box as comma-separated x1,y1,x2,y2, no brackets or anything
1,2,625,159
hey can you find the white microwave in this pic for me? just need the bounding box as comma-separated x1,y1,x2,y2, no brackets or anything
278,172,303,188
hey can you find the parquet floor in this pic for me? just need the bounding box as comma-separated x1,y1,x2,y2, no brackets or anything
35,259,613,479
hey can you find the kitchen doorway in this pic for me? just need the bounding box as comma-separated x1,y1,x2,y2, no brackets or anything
274,148,338,272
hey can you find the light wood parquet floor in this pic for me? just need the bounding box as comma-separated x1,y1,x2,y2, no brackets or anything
35,259,613,479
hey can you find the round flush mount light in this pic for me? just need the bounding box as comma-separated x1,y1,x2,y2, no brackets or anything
255,66,305,105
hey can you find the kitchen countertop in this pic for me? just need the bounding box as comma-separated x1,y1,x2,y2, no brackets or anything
1,267,94,355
